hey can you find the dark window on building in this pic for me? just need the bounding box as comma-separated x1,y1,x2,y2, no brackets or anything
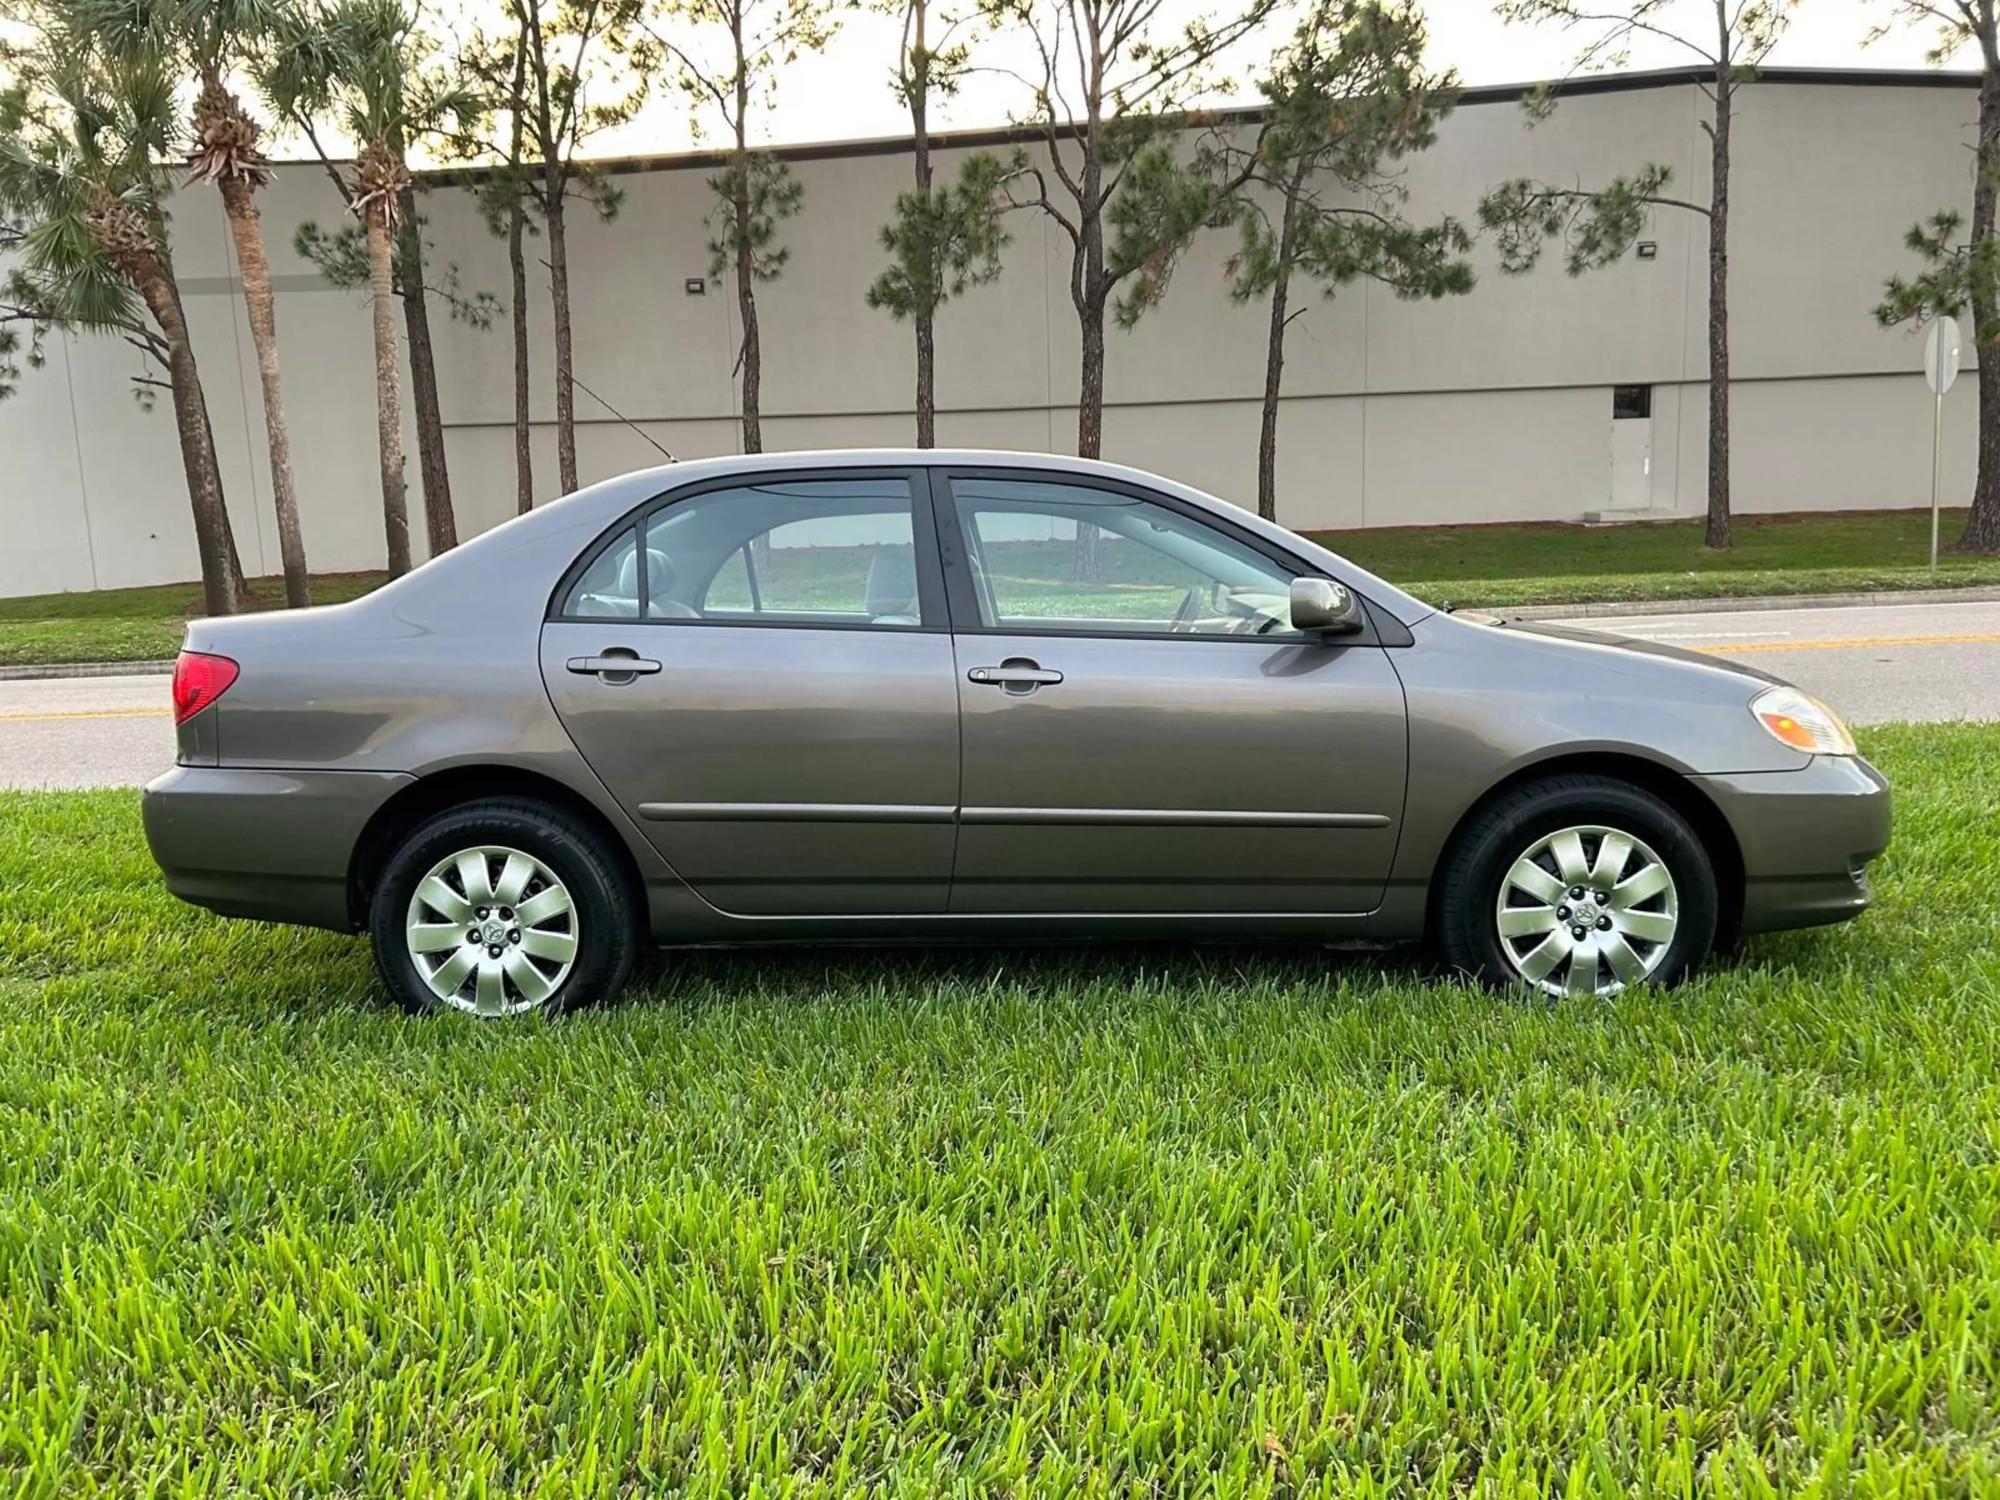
1612,384,1652,420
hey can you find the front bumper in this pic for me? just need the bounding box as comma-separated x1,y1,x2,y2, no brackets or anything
143,765,414,931
1689,754,1892,935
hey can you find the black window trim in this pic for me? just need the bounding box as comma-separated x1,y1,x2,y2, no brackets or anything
923,466,1387,649
546,465,950,635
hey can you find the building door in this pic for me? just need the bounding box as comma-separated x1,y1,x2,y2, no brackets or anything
1610,384,1653,510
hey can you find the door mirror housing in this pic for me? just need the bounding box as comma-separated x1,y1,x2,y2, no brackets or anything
1289,577,1364,635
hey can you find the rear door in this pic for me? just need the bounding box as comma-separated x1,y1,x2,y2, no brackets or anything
542,469,960,916
935,470,1408,915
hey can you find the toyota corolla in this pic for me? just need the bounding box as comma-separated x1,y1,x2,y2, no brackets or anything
143,452,1890,1017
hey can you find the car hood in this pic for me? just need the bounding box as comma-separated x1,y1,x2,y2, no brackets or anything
1465,614,1793,688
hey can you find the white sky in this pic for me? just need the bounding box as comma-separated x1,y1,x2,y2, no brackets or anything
0,0,1973,162
521,0,1970,161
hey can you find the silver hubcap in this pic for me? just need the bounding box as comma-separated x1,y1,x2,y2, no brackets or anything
1495,824,1679,998
404,845,578,1017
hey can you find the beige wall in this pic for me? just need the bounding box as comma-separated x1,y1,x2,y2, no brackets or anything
0,71,1983,599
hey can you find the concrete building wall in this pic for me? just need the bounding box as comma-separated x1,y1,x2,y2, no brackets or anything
0,70,1983,598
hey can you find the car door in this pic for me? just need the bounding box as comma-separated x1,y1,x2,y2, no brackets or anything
541,470,960,916
934,470,1408,915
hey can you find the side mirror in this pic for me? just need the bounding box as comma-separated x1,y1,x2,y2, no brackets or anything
1289,577,1364,635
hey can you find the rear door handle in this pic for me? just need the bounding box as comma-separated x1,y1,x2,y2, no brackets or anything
968,664,1064,688
566,653,662,679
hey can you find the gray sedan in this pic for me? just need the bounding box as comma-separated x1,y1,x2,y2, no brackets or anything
143,451,1890,1017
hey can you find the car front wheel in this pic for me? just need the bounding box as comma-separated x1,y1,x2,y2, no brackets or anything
368,797,640,1018
1439,774,1720,999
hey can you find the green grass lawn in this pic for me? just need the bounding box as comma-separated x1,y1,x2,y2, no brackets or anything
2,724,1998,1493
1318,508,2000,610
0,572,386,669
5,509,1999,669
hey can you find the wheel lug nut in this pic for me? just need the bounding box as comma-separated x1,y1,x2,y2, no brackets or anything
466,930,479,943
508,929,521,943
477,907,489,919
488,944,503,958
1557,905,1571,920
1571,926,1586,940
1597,917,1612,931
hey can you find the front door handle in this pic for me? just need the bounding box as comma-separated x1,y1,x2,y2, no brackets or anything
566,652,662,682
968,662,1064,690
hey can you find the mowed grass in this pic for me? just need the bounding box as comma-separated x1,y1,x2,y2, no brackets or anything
1317,508,2000,610
3,728,1999,1493
9,508,2000,668
0,572,386,668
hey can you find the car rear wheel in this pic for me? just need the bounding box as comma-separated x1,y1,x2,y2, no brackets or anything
368,798,639,1018
1438,774,1719,999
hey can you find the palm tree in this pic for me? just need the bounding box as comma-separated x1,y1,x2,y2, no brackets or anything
0,19,244,615
163,0,315,607
263,0,433,578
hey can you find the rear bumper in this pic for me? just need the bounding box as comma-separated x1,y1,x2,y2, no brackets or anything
142,765,413,931
1690,755,1892,935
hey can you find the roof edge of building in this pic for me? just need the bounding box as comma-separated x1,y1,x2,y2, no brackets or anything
374,63,1982,185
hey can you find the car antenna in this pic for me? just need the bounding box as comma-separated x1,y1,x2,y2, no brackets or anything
572,374,676,462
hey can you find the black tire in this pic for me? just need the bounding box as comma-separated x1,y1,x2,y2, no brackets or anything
1437,774,1719,997
367,797,641,1018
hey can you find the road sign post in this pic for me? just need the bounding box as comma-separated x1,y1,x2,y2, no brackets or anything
1924,318,1963,577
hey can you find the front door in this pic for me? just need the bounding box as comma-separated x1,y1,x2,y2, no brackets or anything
541,471,960,916
935,472,1408,915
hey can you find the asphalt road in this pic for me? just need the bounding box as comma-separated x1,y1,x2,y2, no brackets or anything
1570,598,2000,727
0,672,176,791
2,598,1998,791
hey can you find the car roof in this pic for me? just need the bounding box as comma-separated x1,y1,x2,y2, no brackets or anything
400,449,1436,629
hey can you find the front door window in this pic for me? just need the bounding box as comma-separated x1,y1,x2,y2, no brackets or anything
948,477,1302,638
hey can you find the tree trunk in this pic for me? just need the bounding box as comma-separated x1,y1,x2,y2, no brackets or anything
204,397,249,603
1257,189,1302,525
911,0,936,448
1076,298,1106,461
507,41,534,517
733,50,763,457
398,185,456,558
219,177,309,608
1069,296,1107,582
915,310,936,450
547,189,579,494
366,204,413,577
1257,275,1289,525
737,185,763,454
136,261,241,616
1703,73,1732,550
510,195,534,514
1961,60,2000,552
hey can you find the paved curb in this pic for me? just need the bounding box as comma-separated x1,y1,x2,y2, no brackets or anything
1502,585,2000,621
0,659,175,682
2,585,1997,678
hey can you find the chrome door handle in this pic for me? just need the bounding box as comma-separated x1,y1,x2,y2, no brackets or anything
968,664,1064,687
566,653,662,677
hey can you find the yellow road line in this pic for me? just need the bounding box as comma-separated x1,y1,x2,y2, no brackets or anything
0,707,167,724
1692,632,2000,656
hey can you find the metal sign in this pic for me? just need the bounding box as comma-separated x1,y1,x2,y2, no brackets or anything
1924,317,1963,575
1925,317,1962,395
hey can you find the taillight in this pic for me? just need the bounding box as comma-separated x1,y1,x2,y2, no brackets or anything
172,650,239,725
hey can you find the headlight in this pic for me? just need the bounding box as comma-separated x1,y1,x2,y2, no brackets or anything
1751,686,1856,756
